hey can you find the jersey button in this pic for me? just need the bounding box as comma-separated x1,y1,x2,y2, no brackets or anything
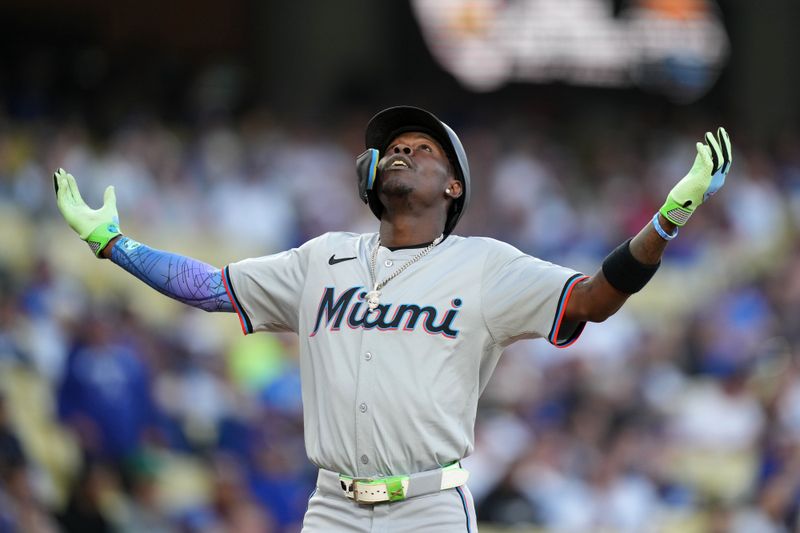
365,352,373,361
359,403,368,413
361,455,369,464
384,259,393,267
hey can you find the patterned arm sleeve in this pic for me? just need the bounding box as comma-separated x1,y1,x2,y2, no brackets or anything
110,236,233,312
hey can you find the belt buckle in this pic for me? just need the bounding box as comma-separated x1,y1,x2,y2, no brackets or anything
339,476,377,503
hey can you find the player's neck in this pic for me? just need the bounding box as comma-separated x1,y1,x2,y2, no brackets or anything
378,213,445,248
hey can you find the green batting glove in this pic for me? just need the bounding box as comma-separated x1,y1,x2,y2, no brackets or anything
53,168,121,257
660,127,732,226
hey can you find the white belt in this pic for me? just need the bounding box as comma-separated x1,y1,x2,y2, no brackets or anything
318,463,469,504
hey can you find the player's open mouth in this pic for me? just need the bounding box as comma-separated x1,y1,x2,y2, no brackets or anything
384,154,414,171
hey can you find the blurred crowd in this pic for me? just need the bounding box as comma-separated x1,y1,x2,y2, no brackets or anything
1,88,800,533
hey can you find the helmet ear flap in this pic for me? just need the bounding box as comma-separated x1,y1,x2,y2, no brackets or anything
356,148,379,204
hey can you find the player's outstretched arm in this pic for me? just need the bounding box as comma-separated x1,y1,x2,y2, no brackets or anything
54,169,233,312
565,127,732,323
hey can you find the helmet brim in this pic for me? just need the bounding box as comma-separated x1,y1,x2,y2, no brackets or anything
366,107,457,172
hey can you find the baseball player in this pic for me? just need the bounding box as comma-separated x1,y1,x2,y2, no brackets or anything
54,106,732,532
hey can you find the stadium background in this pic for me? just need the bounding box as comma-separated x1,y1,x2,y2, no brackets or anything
1,1,800,531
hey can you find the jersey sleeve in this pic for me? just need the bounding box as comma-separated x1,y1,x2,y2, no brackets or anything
223,236,321,334
480,240,588,348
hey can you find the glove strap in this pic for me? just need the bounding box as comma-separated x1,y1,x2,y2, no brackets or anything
659,197,693,226
652,213,678,241
85,221,122,257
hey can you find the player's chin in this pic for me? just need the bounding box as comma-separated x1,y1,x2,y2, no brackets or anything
378,173,415,197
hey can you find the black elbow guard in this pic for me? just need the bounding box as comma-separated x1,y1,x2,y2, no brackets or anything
601,239,660,294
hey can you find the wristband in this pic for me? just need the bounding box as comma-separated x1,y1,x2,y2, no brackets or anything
601,239,660,294
85,220,122,257
652,213,678,241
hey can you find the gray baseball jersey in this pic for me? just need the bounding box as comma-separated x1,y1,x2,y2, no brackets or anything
223,232,586,478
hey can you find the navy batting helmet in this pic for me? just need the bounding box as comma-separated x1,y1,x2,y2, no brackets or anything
356,106,471,236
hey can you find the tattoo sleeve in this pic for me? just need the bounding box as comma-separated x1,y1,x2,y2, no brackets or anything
110,237,234,312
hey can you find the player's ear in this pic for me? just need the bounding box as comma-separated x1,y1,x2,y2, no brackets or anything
445,180,463,199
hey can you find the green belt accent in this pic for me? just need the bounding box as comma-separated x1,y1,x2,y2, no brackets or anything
385,477,406,501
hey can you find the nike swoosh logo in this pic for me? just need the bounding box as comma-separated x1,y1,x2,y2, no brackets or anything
329,255,357,265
